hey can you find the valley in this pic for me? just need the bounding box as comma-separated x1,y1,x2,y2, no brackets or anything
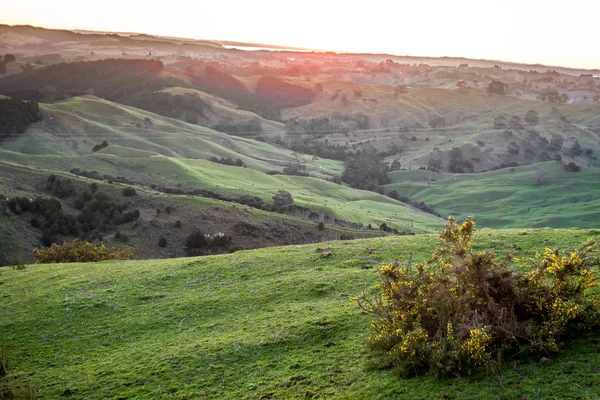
1,20,600,399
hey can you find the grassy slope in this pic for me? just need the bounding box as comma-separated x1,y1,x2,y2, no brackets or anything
2,229,600,399
160,87,286,135
0,153,442,233
385,162,600,229
292,86,600,171
0,96,341,177
285,86,600,128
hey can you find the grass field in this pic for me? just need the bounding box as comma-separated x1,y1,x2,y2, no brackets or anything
160,87,286,135
385,162,600,229
2,228,600,399
0,96,340,177
0,152,442,233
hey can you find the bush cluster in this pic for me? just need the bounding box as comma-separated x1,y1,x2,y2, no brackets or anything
185,231,234,256
34,238,133,263
354,217,600,377
8,176,140,246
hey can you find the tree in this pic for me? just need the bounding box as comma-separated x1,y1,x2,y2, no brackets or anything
524,110,539,125
428,113,446,129
3,54,16,64
509,116,522,130
272,190,293,209
493,115,507,129
487,80,507,95
427,155,443,173
390,159,401,171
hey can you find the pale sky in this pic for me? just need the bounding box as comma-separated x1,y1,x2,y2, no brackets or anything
2,0,599,69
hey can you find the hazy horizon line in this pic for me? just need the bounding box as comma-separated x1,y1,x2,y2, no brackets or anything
3,22,600,73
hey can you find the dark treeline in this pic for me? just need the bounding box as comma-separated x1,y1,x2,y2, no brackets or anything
0,98,42,139
190,66,283,121
255,76,316,108
190,66,318,121
0,60,319,127
0,59,167,102
132,91,208,123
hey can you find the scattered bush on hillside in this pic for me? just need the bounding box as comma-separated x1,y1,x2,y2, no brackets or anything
34,238,133,263
282,163,309,176
428,114,446,129
209,156,245,167
317,221,325,231
353,216,600,377
524,110,539,125
487,80,507,95
92,140,109,153
387,190,401,201
563,161,580,172
185,231,234,256
44,175,76,198
122,187,137,197
10,176,140,245
448,148,474,173
273,190,294,210
342,153,390,192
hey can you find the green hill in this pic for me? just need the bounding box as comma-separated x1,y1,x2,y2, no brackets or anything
160,87,286,136
385,162,600,228
0,96,339,177
1,228,599,399
0,151,442,233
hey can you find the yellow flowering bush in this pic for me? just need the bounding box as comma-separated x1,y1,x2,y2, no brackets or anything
353,216,600,377
34,238,133,263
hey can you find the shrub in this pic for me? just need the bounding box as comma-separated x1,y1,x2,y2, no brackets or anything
317,221,325,231
122,187,137,197
158,237,167,247
186,231,206,249
388,190,400,201
353,216,600,377
564,161,580,172
34,239,133,263
272,190,294,210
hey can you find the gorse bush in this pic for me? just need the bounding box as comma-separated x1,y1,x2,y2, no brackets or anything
34,239,133,263
353,217,600,377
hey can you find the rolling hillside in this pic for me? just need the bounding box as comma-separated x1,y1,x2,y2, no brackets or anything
0,150,442,234
1,229,599,399
0,96,337,176
0,162,389,265
385,162,600,228
289,86,600,171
